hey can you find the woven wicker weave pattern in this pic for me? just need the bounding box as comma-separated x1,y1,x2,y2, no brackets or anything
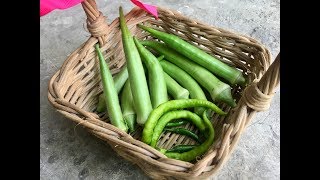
48,1,279,179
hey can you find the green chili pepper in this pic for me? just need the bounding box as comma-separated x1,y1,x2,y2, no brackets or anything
97,93,106,113
165,119,188,128
163,72,190,100
157,55,165,61
119,7,153,125
140,41,236,107
150,110,206,147
95,44,128,132
96,65,128,113
164,110,215,162
158,54,190,100
142,99,225,145
166,145,197,153
120,80,136,133
138,24,246,86
133,36,168,108
159,60,207,115
164,127,201,144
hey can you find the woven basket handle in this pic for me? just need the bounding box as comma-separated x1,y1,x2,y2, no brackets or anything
81,0,109,45
242,53,280,111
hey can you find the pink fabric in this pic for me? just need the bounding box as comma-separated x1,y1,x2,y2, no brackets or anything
40,0,84,16
40,0,158,18
130,0,158,18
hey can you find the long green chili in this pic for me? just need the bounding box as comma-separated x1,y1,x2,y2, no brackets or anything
138,24,246,86
95,44,127,132
119,7,152,125
141,41,236,107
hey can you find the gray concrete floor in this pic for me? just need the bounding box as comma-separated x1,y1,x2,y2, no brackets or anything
40,0,280,179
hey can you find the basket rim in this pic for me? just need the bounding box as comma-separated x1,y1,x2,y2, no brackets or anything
47,6,278,180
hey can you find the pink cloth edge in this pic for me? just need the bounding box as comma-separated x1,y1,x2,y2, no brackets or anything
40,0,84,16
40,0,158,19
130,0,158,18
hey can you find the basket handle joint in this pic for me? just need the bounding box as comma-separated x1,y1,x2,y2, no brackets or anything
242,53,280,111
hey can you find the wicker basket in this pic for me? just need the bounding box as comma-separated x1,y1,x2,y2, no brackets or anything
48,0,280,179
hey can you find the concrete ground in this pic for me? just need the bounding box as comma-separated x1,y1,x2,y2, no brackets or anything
40,0,280,179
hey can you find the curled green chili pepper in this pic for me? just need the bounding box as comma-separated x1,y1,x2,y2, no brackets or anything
150,110,207,147
142,99,225,145
164,127,201,144
165,119,188,128
164,110,215,162
166,145,197,153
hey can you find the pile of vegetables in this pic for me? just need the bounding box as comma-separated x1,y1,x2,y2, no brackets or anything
95,7,246,162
